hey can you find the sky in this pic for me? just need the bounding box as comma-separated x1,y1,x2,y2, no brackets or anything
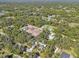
0,0,79,3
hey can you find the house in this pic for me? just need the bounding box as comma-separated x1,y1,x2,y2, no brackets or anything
38,42,46,50
20,24,43,37
6,16,15,19
26,44,35,52
0,32,8,37
0,10,9,17
48,15,55,21
54,46,61,53
42,15,56,21
0,12,5,17
13,54,22,58
42,16,47,21
48,33,55,40
41,25,55,40
26,41,46,52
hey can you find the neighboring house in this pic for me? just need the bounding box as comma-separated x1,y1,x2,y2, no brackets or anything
48,15,55,21
13,54,22,58
20,24,43,37
69,23,79,28
42,15,56,21
0,10,9,17
26,42,46,52
48,32,55,40
0,12,5,17
26,45,35,52
6,16,15,19
41,25,55,40
0,32,8,37
54,47,61,53
38,42,46,50
42,16,47,21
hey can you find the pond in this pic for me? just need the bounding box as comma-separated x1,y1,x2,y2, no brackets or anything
60,52,70,58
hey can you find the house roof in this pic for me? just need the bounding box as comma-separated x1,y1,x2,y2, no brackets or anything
22,24,42,37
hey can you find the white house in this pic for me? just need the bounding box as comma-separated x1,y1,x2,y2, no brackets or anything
48,33,55,40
